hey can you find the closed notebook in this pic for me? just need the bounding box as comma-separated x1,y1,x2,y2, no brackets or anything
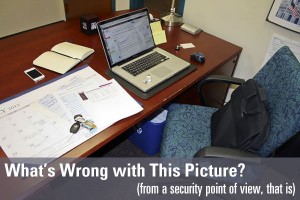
33,42,94,74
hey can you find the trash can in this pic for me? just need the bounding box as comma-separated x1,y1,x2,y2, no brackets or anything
129,109,168,155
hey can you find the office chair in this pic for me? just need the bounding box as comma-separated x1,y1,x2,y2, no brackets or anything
160,46,300,158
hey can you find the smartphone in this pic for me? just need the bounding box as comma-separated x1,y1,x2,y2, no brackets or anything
24,67,45,82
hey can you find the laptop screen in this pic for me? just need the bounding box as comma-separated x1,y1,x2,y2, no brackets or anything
97,8,155,67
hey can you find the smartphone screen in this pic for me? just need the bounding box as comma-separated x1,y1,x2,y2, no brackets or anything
27,69,43,79
24,67,45,82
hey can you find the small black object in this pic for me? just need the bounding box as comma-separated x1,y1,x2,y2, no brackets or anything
74,114,83,121
70,122,81,133
191,52,205,63
80,14,99,35
175,45,181,51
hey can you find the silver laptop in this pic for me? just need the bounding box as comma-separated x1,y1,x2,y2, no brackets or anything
97,8,190,92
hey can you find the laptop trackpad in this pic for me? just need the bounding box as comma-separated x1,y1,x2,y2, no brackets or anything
151,66,173,78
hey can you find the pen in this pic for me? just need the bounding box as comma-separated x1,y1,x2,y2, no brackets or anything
98,82,113,88
85,82,113,93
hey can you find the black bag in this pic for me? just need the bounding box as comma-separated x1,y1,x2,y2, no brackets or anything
211,79,270,152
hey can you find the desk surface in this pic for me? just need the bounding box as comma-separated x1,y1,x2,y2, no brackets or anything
0,11,242,159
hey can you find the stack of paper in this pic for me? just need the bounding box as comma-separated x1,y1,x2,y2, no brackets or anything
0,66,143,162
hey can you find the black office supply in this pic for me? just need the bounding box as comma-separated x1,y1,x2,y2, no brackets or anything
191,52,205,63
70,122,80,133
80,14,99,35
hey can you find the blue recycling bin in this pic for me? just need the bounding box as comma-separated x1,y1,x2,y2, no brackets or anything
129,110,167,155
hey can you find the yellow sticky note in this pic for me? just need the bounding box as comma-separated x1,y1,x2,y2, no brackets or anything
150,21,163,32
153,30,167,45
150,21,167,45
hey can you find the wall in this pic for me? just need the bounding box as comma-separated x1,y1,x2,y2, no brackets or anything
64,0,112,19
116,0,130,11
0,0,65,38
183,0,300,79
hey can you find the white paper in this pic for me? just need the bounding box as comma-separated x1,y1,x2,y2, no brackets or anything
180,43,195,49
263,34,300,66
81,79,143,131
0,66,142,163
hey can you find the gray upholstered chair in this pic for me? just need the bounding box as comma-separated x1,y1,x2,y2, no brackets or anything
160,46,300,158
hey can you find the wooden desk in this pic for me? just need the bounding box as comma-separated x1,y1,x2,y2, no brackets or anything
0,11,242,199
0,12,242,159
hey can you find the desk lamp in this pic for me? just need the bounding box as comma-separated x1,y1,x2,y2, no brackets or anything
161,0,183,26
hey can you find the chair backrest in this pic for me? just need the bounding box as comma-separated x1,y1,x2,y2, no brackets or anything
253,46,300,156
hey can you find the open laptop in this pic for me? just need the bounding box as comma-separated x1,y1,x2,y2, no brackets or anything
97,8,190,92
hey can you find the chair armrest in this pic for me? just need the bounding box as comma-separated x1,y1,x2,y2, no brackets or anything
194,146,259,159
197,75,245,106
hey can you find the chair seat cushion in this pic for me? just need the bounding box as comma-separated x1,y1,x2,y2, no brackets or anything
160,104,217,157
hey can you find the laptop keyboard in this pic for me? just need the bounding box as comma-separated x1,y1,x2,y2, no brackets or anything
122,52,169,76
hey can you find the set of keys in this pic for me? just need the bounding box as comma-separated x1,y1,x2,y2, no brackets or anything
68,114,97,141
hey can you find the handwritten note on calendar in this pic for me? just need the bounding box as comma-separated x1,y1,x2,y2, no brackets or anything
0,103,70,158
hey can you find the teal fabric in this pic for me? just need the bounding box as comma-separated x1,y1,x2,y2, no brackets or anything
254,46,300,156
161,46,300,158
160,104,217,157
